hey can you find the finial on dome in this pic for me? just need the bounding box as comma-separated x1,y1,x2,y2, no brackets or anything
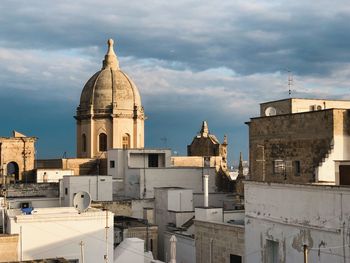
102,38,119,70
200,120,209,137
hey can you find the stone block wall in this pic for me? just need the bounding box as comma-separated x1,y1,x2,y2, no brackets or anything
5,183,59,198
248,109,338,183
195,220,244,263
0,136,36,182
0,234,19,261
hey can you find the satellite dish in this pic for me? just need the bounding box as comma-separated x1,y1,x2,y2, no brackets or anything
73,191,91,213
265,107,277,116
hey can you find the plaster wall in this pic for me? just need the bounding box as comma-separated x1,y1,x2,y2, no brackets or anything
195,207,223,222
245,181,350,263
260,98,350,116
155,188,195,261
114,238,153,263
7,207,114,263
62,175,113,206
36,169,74,183
167,189,193,212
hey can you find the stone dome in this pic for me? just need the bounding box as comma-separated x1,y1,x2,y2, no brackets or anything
77,39,142,115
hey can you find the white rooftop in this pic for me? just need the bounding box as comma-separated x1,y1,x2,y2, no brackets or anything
7,207,107,223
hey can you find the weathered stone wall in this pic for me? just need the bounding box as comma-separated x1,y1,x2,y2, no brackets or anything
195,220,244,263
0,234,18,261
260,99,291,116
36,158,107,175
5,183,59,198
0,136,36,182
248,109,337,183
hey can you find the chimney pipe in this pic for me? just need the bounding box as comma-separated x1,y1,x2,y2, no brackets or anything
204,174,209,207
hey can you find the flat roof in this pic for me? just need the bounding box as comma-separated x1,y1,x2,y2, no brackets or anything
7,207,111,222
260,97,350,105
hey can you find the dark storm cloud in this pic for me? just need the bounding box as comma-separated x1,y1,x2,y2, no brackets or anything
1,1,350,75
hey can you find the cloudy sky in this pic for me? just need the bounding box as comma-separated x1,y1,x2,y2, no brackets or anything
1,0,350,164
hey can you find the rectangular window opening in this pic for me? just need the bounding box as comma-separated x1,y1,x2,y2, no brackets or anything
294,161,301,176
110,160,115,168
148,154,159,167
230,254,242,263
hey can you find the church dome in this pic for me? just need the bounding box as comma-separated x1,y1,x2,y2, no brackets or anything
77,39,142,116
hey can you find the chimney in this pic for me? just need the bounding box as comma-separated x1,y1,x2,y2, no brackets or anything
203,174,209,207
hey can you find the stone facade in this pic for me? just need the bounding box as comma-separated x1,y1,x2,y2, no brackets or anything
195,220,244,263
187,121,234,192
75,39,145,159
0,131,36,183
0,234,19,261
36,158,107,175
5,183,59,198
247,108,350,183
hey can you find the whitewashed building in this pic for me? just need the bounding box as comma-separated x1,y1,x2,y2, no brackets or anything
245,181,350,263
61,175,113,206
107,149,216,198
6,207,114,262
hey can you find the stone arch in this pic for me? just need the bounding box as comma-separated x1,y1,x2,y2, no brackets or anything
99,133,107,152
7,161,19,182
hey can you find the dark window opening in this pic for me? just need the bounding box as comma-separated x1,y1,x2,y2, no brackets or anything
7,161,19,182
65,188,68,195
230,254,242,263
339,165,350,185
99,133,107,152
294,161,301,176
110,160,115,168
148,154,159,167
266,240,279,263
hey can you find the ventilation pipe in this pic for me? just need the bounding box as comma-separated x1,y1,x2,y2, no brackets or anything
204,174,209,207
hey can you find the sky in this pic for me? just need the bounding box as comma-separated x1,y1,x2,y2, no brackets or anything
1,1,350,165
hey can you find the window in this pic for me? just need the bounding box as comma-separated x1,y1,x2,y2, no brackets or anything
82,134,87,152
99,133,107,152
273,160,285,174
65,188,68,195
110,160,115,168
294,161,301,176
266,240,279,263
122,134,130,149
148,154,159,167
230,254,242,263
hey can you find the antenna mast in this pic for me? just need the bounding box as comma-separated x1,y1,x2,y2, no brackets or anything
288,70,293,97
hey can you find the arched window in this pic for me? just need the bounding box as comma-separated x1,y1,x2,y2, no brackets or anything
122,134,130,149
7,161,19,182
99,133,107,152
82,134,87,152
